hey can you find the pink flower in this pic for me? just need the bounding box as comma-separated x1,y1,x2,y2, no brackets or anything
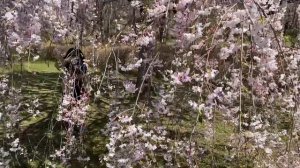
171,68,191,85
3,11,15,21
136,36,154,46
148,4,167,17
123,81,137,93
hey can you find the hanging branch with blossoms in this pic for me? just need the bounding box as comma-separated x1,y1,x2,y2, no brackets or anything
52,68,91,163
1,0,300,167
0,75,23,167
103,0,300,167
163,0,300,167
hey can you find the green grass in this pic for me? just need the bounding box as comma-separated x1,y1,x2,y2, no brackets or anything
1,60,245,167
0,61,61,74
0,61,109,167
284,29,299,47
25,61,61,73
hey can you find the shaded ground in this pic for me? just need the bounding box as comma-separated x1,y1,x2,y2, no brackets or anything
1,61,242,167
1,62,109,167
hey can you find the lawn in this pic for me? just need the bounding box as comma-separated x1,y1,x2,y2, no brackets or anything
0,61,61,74
0,61,108,167
1,60,239,167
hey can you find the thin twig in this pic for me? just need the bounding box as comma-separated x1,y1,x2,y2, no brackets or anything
131,52,160,117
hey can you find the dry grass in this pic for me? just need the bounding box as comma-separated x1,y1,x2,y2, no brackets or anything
42,43,177,71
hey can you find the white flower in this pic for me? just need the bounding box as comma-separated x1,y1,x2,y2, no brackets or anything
145,142,157,151
164,154,172,162
52,0,61,7
121,59,143,71
33,55,40,61
31,34,41,44
12,138,20,147
188,100,198,110
196,23,204,37
77,156,90,161
3,11,15,21
171,68,191,85
130,0,141,7
62,98,70,106
0,148,9,157
118,158,129,164
265,148,272,155
219,43,236,60
192,86,202,93
177,0,193,10
183,33,196,43
148,5,167,17
125,124,138,137
272,21,282,31
204,69,218,79
136,36,154,46
119,115,132,123
198,10,210,16
16,46,23,54
95,90,101,98
244,131,254,138
123,81,137,93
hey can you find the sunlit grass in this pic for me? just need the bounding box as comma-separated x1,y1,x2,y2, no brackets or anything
25,61,61,73
0,60,244,167
0,61,61,74
0,60,109,167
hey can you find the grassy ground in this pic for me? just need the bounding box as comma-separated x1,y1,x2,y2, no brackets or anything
0,61,108,167
0,61,60,74
1,60,239,167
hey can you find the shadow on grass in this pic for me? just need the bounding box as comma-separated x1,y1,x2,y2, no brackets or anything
4,71,109,167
